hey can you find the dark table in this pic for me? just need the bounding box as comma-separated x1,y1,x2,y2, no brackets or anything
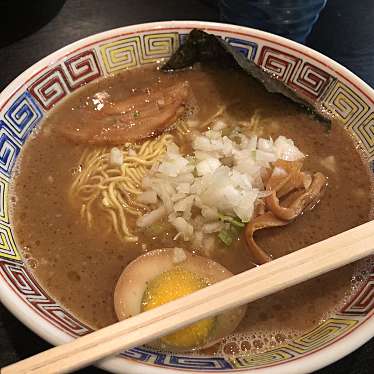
0,0,373,373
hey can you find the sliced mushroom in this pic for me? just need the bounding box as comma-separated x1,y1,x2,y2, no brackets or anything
244,160,327,265
265,172,327,221
244,211,288,264
60,82,191,145
265,160,303,193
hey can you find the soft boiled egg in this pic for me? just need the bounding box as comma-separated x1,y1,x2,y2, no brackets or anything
114,247,246,351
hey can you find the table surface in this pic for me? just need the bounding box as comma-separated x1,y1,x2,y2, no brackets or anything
0,0,373,373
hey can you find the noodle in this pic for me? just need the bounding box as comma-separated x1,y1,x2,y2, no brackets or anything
70,133,173,242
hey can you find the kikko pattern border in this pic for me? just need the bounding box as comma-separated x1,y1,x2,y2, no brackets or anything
0,27,373,371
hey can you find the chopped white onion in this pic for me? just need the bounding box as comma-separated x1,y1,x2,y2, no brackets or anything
320,155,337,173
212,120,227,131
274,136,304,161
137,126,305,244
128,148,137,157
171,193,187,202
257,138,273,152
110,147,123,167
137,190,158,204
196,157,221,176
158,154,189,177
174,195,195,214
172,247,187,263
176,182,191,194
136,206,166,228
169,216,194,241
202,221,224,233
201,205,219,220
256,149,277,163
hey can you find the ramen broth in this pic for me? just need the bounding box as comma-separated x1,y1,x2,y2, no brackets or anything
11,65,372,354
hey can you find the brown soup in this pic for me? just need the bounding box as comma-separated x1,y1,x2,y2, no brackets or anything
11,64,372,355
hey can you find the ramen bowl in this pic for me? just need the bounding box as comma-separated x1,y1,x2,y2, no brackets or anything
0,21,373,373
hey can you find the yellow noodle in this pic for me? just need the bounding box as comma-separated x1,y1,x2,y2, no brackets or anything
200,105,227,128
176,121,190,138
101,176,130,184
124,169,142,185
108,208,122,240
116,192,143,216
117,184,148,210
120,182,142,195
123,156,161,166
132,167,144,180
238,110,264,136
85,198,96,228
70,133,173,242
80,204,86,218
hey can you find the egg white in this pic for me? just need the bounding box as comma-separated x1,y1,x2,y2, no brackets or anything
114,247,247,351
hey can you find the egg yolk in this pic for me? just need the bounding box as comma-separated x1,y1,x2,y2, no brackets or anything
141,267,215,349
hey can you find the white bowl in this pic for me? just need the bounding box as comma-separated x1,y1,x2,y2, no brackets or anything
0,21,373,373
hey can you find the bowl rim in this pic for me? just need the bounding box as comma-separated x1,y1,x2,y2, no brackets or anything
0,20,373,374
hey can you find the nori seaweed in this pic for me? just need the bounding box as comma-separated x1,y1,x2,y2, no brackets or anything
162,29,330,128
